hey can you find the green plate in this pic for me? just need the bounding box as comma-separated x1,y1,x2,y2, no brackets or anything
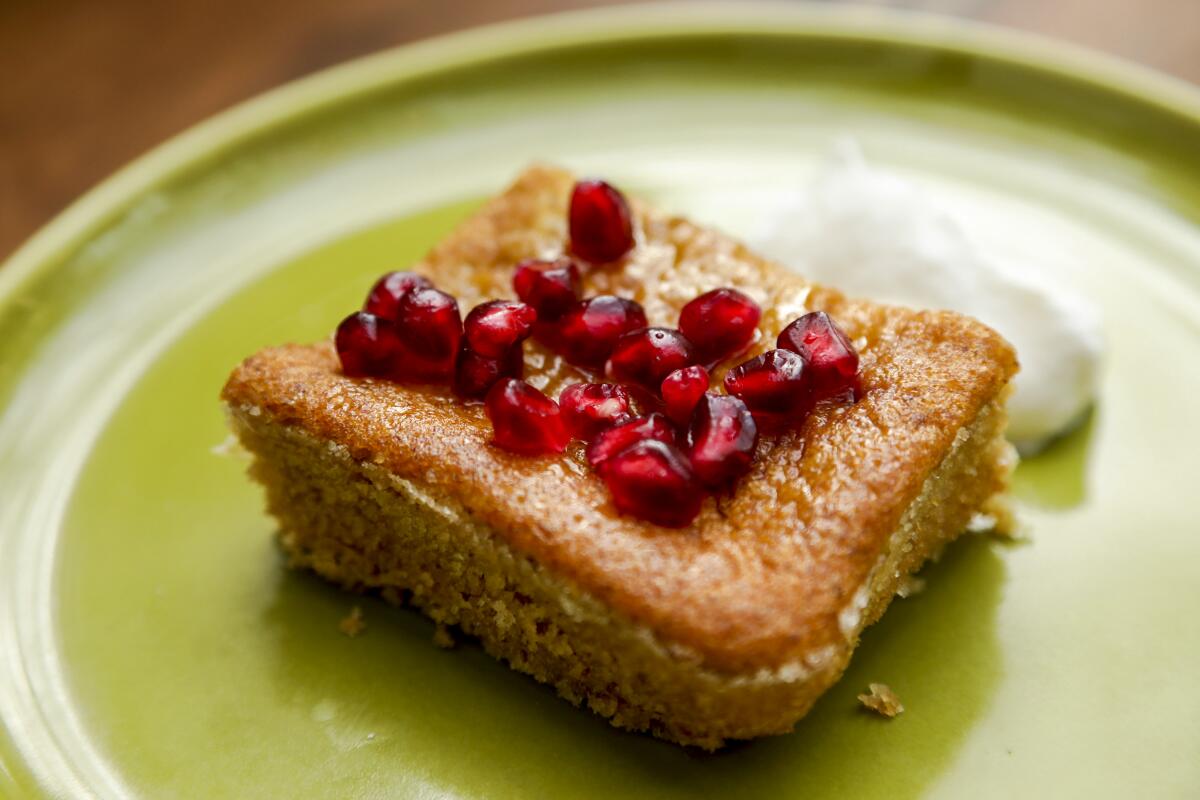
3,5,1199,798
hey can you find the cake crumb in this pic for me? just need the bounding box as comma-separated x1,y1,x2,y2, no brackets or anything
339,606,366,637
432,624,456,649
209,433,245,458
974,500,1022,541
896,575,926,598
858,683,904,718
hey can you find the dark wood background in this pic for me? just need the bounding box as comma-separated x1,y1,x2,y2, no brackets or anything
2,0,1197,259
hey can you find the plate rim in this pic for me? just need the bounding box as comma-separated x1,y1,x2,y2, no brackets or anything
2,0,1199,305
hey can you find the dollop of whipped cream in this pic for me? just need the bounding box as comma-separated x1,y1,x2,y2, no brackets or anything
750,143,1103,454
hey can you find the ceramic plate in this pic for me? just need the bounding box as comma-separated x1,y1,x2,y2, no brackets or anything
2,5,1198,798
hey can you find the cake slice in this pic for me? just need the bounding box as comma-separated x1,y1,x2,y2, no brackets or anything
221,165,1017,749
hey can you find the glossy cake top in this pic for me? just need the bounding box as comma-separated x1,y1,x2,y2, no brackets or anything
222,165,1017,674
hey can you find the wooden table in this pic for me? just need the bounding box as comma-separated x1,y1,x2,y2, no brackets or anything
2,0,1196,259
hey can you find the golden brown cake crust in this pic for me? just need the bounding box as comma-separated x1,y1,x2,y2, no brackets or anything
221,165,1017,675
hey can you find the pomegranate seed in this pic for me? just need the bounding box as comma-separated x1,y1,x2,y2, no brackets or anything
464,300,537,358
512,258,582,322
585,412,677,469
364,271,433,320
599,440,703,528
554,295,647,368
679,288,761,363
453,345,523,400
392,287,462,382
777,311,860,400
569,179,634,264
661,365,709,425
335,311,400,378
559,382,633,440
687,394,758,489
485,378,569,455
606,327,697,394
723,349,813,433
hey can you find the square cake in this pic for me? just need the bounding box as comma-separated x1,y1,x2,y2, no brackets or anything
221,165,1017,748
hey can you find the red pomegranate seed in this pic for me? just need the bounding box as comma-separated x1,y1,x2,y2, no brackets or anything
777,311,860,400
661,365,709,425
687,394,758,489
464,300,537,358
678,288,761,363
723,348,814,433
554,295,647,368
363,271,433,320
485,378,569,455
585,412,677,469
599,439,703,528
606,327,697,394
512,257,582,322
559,382,633,440
569,179,634,264
392,287,463,382
453,345,524,400
335,311,401,378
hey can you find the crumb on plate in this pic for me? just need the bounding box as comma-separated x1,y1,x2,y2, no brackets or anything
858,683,904,718
896,575,926,599
432,624,456,649
339,605,366,637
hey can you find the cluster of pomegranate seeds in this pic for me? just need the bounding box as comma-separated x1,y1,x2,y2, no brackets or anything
333,178,861,528
569,180,635,264
336,273,465,384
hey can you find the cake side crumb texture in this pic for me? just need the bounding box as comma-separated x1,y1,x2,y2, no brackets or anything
227,390,1007,747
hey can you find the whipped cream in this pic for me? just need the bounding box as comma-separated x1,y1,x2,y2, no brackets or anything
747,144,1103,454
